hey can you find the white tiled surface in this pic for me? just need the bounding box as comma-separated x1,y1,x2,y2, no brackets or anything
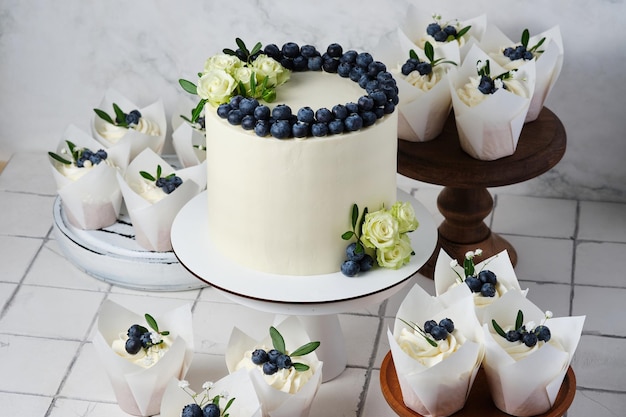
1,152,625,416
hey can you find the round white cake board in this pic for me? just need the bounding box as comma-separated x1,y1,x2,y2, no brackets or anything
53,196,207,292
171,189,437,380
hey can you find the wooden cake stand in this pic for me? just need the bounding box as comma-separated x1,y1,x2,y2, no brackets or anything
380,352,576,417
397,108,566,278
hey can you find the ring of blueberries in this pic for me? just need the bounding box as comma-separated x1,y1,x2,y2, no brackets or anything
216,42,399,139
251,348,294,375
465,269,498,297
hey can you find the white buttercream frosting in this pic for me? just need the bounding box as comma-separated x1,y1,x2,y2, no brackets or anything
397,327,466,367
414,34,466,50
130,179,167,203
456,75,529,107
96,117,161,143
56,154,114,181
448,279,505,308
491,325,564,361
402,65,446,92
234,347,314,394
111,332,172,368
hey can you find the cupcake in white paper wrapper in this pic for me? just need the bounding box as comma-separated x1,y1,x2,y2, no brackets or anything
388,284,484,417
171,96,206,168
481,290,585,416
449,45,536,160
481,25,564,122
434,248,528,324
49,124,131,229
399,6,487,61
93,300,194,416
225,316,323,417
117,148,207,251
92,88,166,159
375,31,459,142
160,371,261,417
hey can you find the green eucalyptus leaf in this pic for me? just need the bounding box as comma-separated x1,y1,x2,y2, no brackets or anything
224,397,235,413
359,207,369,232
179,79,198,95
291,341,320,357
515,310,524,330
355,241,364,254
262,88,276,103
223,47,236,56
48,152,72,165
424,42,435,63
456,25,471,39
269,326,286,353
160,331,170,336
190,99,206,123
140,171,156,181
409,49,419,60
112,103,126,125
180,114,192,124
250,42,263,56
145,313,159,332
94,108,114,125
292,362,310,372
235,37,249,56
492,319,507,338
156,165,162,179
351,204,359,229
521,29,530,48
341,231,355,240
249,72,257,96
66,140,76,154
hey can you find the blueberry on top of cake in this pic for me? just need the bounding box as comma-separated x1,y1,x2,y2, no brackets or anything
179,38,399,139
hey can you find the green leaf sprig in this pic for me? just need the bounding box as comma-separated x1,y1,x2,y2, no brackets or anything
431,13,472,42
139,164,175,183
48,140,78,165
93,103,135,128
142,313,170,348
341,203,369,258
492,309,524,339
179,380,235,416
223,37,263,65
477,59,517,82
269,326,320,372
397,318,438,347
521,28,546,55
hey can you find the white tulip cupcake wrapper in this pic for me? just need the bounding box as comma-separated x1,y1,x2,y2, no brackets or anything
49,124,131,230
225,316,323,417
399,6,487,61
117,148,207,251
93,300,194,416
480,24,564,122
449,45,536,160
171,95,207,168
92,88,167,159
481,290,585,416
389,284,484,417
160,372,262,417
434,248,528,324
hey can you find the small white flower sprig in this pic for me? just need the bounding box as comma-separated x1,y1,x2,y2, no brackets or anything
426,13,472,43
475,60,518,95
178,379,235,417
492,309,553,347
503,29,547,61
450,249,500,297
178,37,290,124
340,202,419,276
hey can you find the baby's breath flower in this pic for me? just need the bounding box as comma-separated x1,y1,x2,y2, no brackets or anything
545,310,553,319
465,250,475,259
474,248,483,256
202,381,214,390
178,380,190,389
494,79,504,89
150,332,162,344
450,259,459,268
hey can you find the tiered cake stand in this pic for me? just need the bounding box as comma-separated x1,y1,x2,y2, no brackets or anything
398,108,566,278
171,189,437,381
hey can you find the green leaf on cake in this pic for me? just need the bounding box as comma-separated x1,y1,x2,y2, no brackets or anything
270,326,286,354
48,152,72,165
291,341,321,357
94,108,114,125
179,79,198,95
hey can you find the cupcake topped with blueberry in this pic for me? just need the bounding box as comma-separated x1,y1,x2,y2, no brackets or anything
137,164,184,203
111,313,173,369
416,13,473,49
398,41,458,93
94,102,161,143
396,317,468,367
49,139,112,181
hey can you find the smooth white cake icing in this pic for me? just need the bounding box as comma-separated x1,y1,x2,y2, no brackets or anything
205,71,398,276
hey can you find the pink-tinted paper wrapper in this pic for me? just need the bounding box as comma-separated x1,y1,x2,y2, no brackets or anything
225,316,323,417
434,248,528,324
388,284,484,417
481,24,564,122
117,148,207,251
93,300,194,416
481,290,585,416
49,124,131,229
92,88,166,159
160,372,262,417
449,45,536,160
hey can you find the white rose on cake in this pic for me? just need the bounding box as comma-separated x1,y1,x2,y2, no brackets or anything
197,69,237,106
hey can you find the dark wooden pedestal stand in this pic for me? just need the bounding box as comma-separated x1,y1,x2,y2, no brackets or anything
398,108,566,278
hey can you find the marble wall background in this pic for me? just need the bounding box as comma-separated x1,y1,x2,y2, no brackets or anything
1,0,624,202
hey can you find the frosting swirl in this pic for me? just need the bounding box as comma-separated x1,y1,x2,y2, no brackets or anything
402,65,446,93
456,76,529,107
111,332,172,368
96,117,160,143
492,326,564,361
397,327,466,367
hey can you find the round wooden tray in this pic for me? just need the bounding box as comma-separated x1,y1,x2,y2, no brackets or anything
380,352,576,417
